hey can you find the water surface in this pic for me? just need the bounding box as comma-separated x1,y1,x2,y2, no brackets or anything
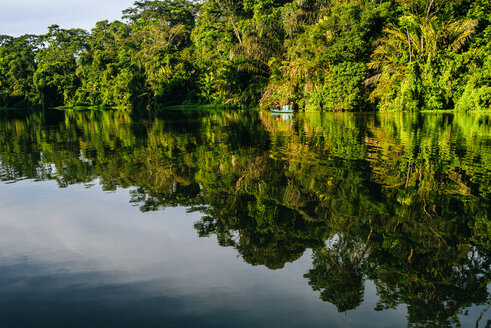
0,109,489,327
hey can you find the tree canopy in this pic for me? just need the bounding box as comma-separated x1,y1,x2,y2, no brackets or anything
0,0,490,110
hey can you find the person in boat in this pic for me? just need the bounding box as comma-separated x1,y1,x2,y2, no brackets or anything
283,100,291,112
273,102,281,111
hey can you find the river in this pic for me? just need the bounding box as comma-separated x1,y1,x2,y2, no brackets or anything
0,108,489,327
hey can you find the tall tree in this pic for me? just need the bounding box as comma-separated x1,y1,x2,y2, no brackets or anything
33,25,88,107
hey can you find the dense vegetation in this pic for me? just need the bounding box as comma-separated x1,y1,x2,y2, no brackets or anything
1,0,490,111
0,109,489,326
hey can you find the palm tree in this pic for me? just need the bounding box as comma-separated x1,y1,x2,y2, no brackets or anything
367,14,478,110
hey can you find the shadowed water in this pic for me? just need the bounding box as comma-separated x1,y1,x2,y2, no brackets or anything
0,108,489,327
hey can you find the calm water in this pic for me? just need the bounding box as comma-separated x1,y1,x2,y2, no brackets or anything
0,108,489,327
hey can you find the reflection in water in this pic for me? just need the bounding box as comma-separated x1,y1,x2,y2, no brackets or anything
0,108,490,327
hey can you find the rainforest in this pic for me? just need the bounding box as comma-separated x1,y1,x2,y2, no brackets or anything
1,0,490,111
0,0,490,327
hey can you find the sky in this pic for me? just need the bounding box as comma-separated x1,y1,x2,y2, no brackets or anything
0,0,136,36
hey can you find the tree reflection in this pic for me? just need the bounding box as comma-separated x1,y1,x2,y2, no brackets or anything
305,235,367,312
0,108,489,326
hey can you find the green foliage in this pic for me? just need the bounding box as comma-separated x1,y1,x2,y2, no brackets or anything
74,20,133,106
33,25,89,107
0,35,40,107
0,0,489,110
262,0,391,110
368,11,481,111
313,62,367,111
122,0,198,29
455,54,491,110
